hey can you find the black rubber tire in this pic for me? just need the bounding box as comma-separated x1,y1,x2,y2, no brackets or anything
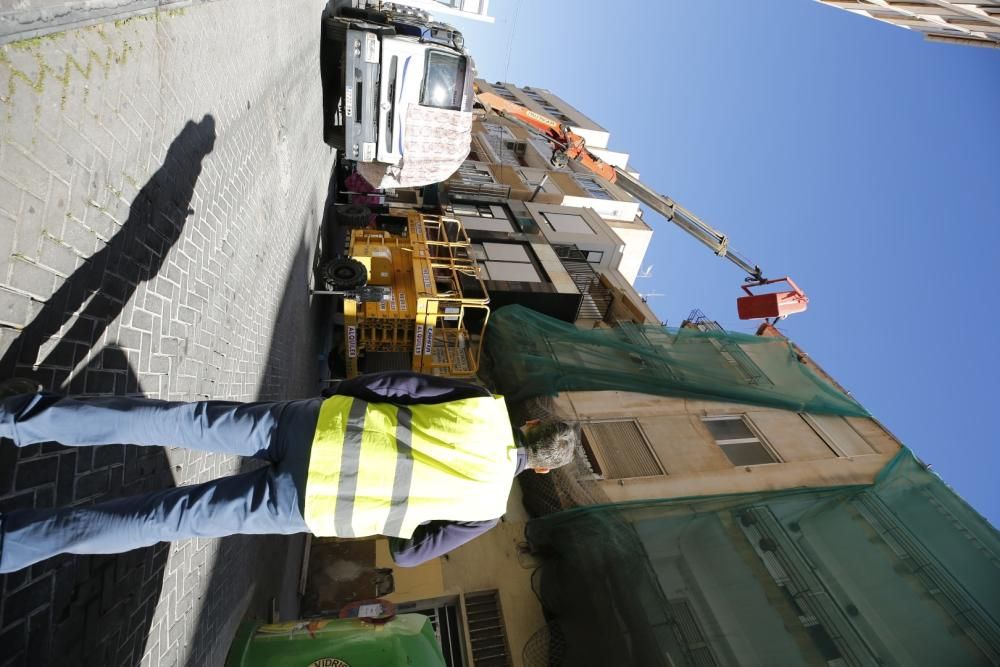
337,204,372,229
323,257,368,291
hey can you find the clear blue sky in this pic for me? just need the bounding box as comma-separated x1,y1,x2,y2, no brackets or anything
452,0,1000,525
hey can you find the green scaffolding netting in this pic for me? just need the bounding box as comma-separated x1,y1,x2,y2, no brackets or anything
484,305,868,416
519,450,1000,667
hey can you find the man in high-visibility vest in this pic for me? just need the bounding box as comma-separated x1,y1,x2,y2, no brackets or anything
0,372,578,574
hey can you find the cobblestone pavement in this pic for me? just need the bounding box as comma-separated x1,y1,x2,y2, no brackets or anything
0,1,336,665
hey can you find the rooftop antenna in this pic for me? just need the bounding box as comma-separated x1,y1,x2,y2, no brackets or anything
639,291,665,303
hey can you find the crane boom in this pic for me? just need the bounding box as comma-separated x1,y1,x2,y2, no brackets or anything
610,168,763,282
474,89,808,320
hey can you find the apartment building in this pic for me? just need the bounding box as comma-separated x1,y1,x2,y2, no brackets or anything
305,75,996,665
304,300,998,665
482,309,997,666
817,0,1000,48
463,79,653,287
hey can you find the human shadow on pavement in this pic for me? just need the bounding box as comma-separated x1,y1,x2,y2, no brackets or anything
0,115,217,391
182,230,321,667
0,116,215,667
0,346,175,667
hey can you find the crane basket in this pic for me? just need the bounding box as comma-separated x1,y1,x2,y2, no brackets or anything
737,277,809,320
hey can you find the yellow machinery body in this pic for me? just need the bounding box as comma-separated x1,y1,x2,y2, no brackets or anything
343,211,490,379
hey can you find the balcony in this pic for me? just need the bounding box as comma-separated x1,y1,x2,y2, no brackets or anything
553,244,613,322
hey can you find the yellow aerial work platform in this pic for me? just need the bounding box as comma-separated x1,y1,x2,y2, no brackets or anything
338,211,489,379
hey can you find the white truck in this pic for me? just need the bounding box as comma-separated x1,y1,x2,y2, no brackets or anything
322,2,475,188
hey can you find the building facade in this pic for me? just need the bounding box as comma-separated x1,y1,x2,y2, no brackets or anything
817,0,1000,48
389,0,494,23
465,80,653,287
306,79,999,666
306,306,1000,666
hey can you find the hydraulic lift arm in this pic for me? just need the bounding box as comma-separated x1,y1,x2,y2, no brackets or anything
475,89,808,320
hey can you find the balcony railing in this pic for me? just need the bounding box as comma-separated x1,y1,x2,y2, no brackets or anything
553,244,612,321
445,182,512,200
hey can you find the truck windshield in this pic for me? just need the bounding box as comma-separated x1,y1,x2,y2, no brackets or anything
420,51,467,110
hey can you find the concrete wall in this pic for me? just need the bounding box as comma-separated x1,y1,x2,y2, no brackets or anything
363,388,900,666
553,391,901,502
374,480,545,667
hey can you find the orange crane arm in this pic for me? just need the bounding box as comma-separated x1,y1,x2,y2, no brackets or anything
475,90,618,183
473,88,809,320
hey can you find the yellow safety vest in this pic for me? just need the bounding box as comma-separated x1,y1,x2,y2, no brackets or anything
303,395,519,539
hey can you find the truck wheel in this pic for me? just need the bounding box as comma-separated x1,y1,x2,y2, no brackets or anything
337,204,372,229
323,257,368,291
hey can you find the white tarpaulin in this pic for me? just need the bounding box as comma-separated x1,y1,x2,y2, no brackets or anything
356,104,472,189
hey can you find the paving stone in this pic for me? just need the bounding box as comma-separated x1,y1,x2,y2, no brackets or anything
14,456,58,491
0,1,333,665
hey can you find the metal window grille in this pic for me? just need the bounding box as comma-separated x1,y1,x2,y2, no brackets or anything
669,599,719,667
398,598,467,667
572,174,612,200
457,162,496,185
465,590,512,666
491,86,519,103
581,419,664,479
423,603,466,667
552,244,612,321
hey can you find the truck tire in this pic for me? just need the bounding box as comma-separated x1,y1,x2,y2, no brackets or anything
337,204,372,229
323,257,368,291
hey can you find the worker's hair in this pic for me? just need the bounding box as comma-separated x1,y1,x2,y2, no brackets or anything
523,420,579,470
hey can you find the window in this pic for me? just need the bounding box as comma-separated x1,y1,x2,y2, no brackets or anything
465,590,513,667
453,203,506,218
451,203,514,233
703,416,778,466
472,242,542,282
490,86,520,103
522,89,574,124
581,419,664,479
668,599,719,666
541,211,594,235
801,414,874,457
483,124,506,140
584,250,604,263
456,162,495,185
537,104,574,124
396,597,467,667
483,124,528,166
420,51,467,110
573,173,612,200
517,169,558,194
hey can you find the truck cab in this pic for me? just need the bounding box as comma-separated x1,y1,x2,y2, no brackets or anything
322,4,475,168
